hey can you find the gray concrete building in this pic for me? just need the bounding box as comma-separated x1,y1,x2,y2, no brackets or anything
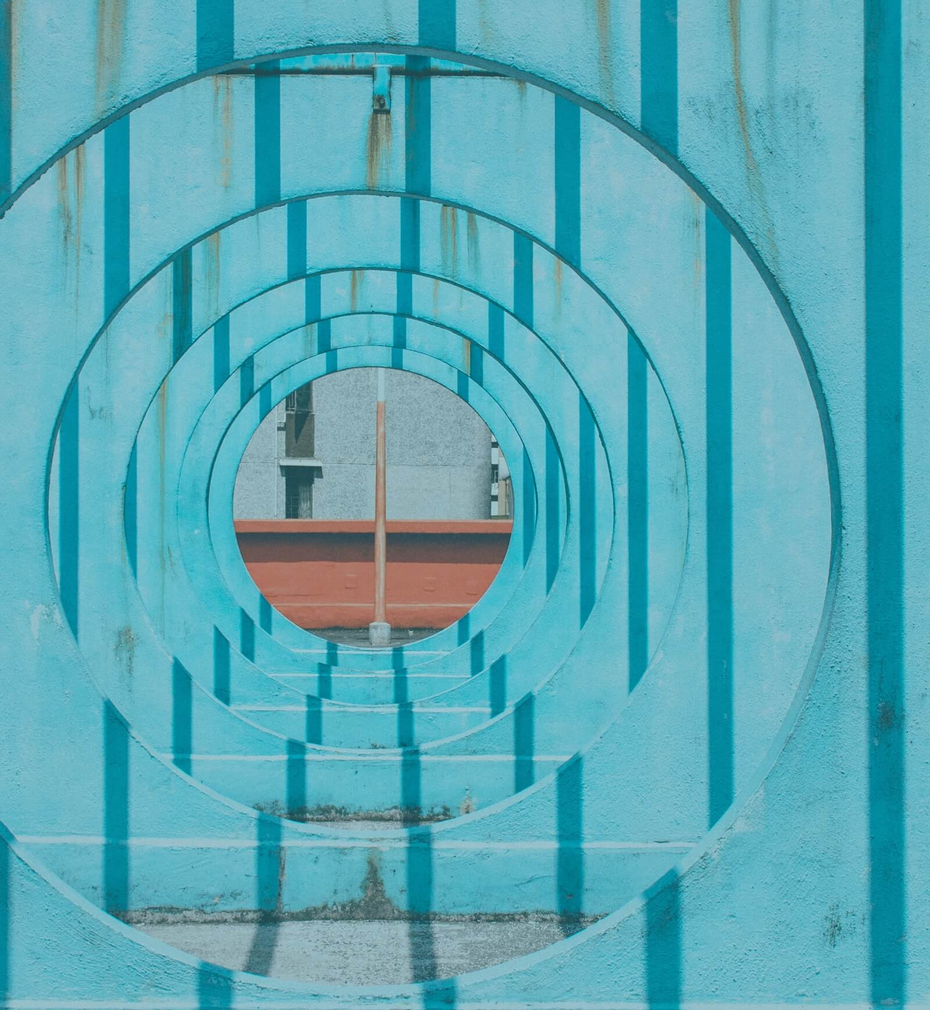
234,368,510,520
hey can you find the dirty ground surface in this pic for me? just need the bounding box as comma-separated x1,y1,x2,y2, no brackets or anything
138,919,584,983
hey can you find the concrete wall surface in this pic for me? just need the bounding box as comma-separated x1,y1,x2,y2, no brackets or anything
233,367,495,520
0,1,926,1007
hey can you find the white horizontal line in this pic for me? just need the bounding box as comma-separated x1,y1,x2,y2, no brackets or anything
18,835,694,852
158,753,570,762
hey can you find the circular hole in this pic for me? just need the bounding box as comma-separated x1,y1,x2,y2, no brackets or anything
233,367,513,647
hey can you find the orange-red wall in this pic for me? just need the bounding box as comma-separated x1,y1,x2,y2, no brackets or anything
235,520,513,629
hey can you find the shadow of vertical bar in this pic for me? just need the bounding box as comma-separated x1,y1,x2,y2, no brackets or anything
546,426,560,593
522,447,535,565
125,442,137,577
418,0,456,51
514,694,535,792
645,871,681,1008
172,659,192,776
554,97,581,267
579,393,596,626
104,116,130,318
240,608,254,662
197,964,235,1009
254,61,281,208
0,833,8,1002
705,211,733,827
243,816,283,976
59,387,79,636
196,0,234,72
213,628,231,704
865,0,905,1002
640,0,678,156
628,340,649,689
103,701,129,916
557,758,583,934
172,249,193,363
213,315,230,392
286,739,306,820
0,0,11,206
489,656,507,716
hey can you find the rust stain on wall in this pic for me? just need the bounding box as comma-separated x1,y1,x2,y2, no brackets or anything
440,204,458,278
350,268,364,312
213,75,233,189
466,211,480,273
365,112,392,190
593,0,615,106
95,0,126,111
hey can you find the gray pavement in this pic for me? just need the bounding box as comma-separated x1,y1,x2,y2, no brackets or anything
139,919,583,983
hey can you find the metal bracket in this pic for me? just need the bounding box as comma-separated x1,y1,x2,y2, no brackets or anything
372,64,392,113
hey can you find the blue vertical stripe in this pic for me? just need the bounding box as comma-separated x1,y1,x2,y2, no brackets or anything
305,274,321,324
239,355,254,407
401,199,421,271
628,340,649,689
646,872,681,1006
557,758,584,926
579,394,596,626
196,0,235,71
103,701,129,914
240,608,254,662
469,341,484,385
405,56,431,196
640,0,678,155
522,446,534,566
125,443,137,577
545,426,560,593
287,201,307,280
513,233,533,328
514,695,535,791
0,828,7,1000
554,97,581,267
171,659,192,775
418,0,456,50
213,315,230,393
488,303,505,359
59,388,79,636
104,117,131,318
0,0,11,206
172,249,193,363
286,739,306,817
395,273,411,368
259,595,272,633
254,62,281,207
705,211,733,826
213,628,230,705
865,0,905,1002
489,656,507,716
469,631,484,675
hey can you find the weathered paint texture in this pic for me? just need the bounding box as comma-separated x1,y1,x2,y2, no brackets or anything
0,2,926,1008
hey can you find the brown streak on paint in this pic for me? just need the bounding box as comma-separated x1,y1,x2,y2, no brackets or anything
350,269,363,312
593,0,615,106
440,204,458,278
95,0,126,112
57,156,72,249
727,0,780,269
466,211,479,273
463,338,472,376
365,112,392,190
213,75,233,188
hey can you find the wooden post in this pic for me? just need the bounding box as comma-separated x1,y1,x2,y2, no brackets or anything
369,368,390,645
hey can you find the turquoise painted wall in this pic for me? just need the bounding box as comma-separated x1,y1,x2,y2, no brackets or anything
0,1,925,1006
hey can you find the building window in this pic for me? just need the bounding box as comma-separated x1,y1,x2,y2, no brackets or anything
285,467,314,518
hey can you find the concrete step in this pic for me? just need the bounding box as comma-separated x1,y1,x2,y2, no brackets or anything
231,701,493,748
174,751,568,820
136,918,589,983
267,671,472,706
25,833,691,921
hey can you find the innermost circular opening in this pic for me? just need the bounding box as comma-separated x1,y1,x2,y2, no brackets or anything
233,367,513,647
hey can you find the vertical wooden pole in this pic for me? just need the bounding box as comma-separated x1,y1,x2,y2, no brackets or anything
370,368,390,644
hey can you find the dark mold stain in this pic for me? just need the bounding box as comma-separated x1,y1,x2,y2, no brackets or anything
95,0,126,111
365,111,392,190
